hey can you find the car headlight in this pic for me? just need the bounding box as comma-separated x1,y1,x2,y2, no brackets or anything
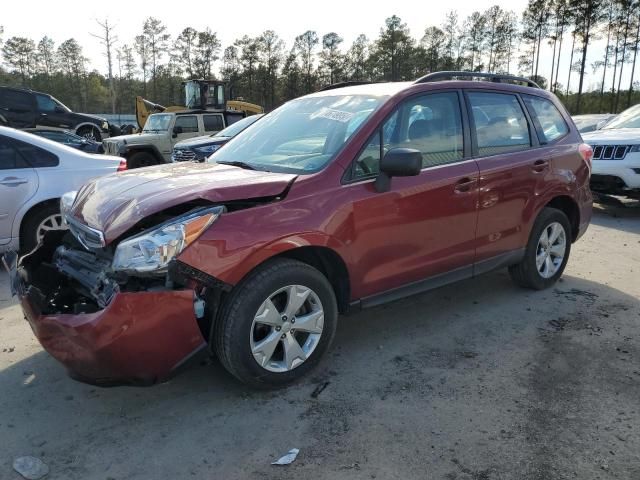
630,145,640,152
111,206,224,273
194,144,221,156
60,191,78,224
101,121,109,131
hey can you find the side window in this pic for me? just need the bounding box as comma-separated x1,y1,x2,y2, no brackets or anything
353,110,399,179
174,115,199,133
352,92,465,179
468,92,531,156
2,90,33,112
10,137,59,168
0,136,31,170
203,115,224,132
522,95,569,144
36,94,57,113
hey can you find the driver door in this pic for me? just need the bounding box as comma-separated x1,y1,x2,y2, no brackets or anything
343,91,480,300
172,115,202,146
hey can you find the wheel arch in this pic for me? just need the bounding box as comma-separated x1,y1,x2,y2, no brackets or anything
125,145,165,165
17,197,61,248
544,195,580,242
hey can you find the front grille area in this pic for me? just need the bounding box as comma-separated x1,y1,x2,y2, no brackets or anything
172,149,197,162
591,144,630,160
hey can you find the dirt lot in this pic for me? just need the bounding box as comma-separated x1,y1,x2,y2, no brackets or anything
1,202,639,480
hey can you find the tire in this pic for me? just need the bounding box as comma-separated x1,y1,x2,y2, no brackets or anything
509,207,572,290
21,203,66,254
214,258,338,388
127,151,158,169
77,125,102,142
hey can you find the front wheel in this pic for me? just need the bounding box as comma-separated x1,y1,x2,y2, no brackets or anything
509,207,572,290
214,258,338,388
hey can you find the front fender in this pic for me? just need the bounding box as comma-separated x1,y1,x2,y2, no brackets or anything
178,229,352,288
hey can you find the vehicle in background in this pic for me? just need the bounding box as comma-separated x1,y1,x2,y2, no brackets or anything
8,72,592,388
135,79,263,130
102,110,248,168
25,128,104,154
172,114,264,162
0,126,125,254
572,113,617,133
582,103,640,199
0,86,117,141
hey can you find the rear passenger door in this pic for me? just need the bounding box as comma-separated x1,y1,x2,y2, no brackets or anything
466,90,544,271
0,135,38,245
0,90,36,128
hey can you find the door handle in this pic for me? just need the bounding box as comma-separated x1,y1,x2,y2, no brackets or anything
454,177,476,193
0,177,29,186
532,159,549,173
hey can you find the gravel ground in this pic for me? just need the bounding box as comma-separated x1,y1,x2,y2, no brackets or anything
1,202,639,480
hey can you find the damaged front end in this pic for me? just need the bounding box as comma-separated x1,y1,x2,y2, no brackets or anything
7,205,231,386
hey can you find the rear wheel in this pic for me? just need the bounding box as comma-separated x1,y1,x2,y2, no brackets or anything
214,258,338,388
21,203,66,254
509,207,571,290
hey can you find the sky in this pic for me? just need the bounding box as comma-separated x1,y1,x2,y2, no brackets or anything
1,0,635,96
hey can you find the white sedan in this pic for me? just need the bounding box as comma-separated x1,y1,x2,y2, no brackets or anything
0,126,125,254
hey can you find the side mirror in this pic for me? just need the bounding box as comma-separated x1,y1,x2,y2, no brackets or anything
172,126,183,137
374,148,422,193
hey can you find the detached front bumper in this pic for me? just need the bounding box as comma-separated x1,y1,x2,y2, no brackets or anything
4,251,206,386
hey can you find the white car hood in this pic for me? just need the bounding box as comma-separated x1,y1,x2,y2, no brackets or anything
582,128,640,144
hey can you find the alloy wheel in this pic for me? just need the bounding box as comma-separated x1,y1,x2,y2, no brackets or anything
36,214,67,242
250,285,324,373
536,221,566,279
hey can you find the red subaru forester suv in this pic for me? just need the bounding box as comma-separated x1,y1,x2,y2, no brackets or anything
6,72,593,388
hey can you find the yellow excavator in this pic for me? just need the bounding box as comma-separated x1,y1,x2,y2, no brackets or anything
134,79,263,130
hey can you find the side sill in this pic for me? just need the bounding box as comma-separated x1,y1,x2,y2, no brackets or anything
346,248,525,314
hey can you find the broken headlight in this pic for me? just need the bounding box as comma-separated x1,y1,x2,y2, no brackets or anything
111,206,223,273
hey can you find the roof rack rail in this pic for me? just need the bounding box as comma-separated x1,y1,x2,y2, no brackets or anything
318,81,377,92
415,71,541,89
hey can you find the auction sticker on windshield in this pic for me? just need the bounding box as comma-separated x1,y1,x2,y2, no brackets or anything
310,107,355,123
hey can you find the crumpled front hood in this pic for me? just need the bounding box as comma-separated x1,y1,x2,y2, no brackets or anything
70,162,297,244
582,128,640,144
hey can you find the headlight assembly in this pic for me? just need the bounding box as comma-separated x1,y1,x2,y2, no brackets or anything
111,206,224,273
194,144,221,156
101,121,109,131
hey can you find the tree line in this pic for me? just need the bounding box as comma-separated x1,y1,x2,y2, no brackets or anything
0,0,639,118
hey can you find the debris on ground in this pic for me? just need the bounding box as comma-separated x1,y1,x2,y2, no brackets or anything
271,448,300,465
311,382,330,398
13,456,49,479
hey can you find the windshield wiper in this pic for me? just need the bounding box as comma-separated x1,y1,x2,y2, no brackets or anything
216,160,256,170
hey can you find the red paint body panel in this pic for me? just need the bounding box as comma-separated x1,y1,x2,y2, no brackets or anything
20,289,205,384
70,162,296,243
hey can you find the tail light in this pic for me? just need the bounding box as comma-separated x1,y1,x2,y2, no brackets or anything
117,159,127,172
578,143,593,173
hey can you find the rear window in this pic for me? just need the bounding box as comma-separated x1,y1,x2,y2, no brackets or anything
0,135,31,169
10,137,59,167
203,115,225,132
0,89,33,112
468,92,531,156
174,115,199,133
523,95,569,144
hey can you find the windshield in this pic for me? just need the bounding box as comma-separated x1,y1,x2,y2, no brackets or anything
603,104,640,130
210,95,386,173
214,114,263,138
143,114,172,132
